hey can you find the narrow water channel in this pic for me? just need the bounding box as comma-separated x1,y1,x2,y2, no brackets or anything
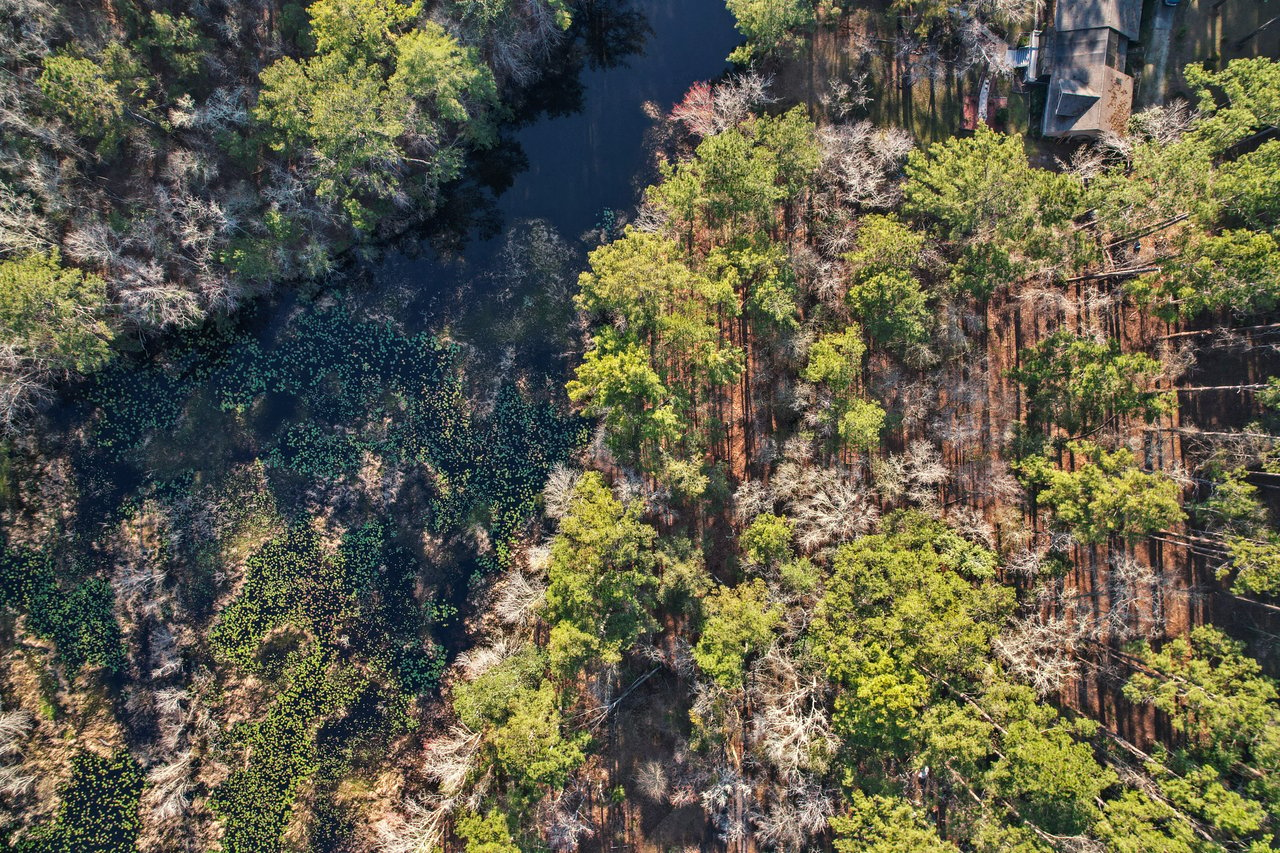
366,0,741,367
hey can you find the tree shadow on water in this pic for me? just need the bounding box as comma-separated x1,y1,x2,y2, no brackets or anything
577,0,654,71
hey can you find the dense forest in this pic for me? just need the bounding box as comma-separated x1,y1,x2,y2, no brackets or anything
0,0,1279,851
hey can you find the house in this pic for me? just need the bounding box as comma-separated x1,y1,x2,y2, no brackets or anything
1041,0,1143,138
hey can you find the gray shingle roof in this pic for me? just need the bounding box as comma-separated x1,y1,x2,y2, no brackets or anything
1053,0,1142,40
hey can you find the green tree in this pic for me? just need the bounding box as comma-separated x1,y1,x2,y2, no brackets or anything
802,325,866,394
801,324,884,452
830,791,958,852
988,728,1110,837
844,215,930,347
904,127,1082,245
1223,534,1280,598
1157,764,1267,839
544,473,657,675
566,330,683,470
982,682,1118,837
134,12,206,89
903,127,1087,281
452,645,547,731
1124,626,1279,790
1215,140,1280,230
390,22,499,141
838,398,886,454
457,0,572,30
1019,441,1184,543
756,105,824,199
888,0,956,37
1186,57,1280,151
255,2,497,229
709,237,798,331
309,0,423,63
575,230,701,334
693,578,780,688
915,682,1140,845
1194,468,1269,537
575,230,741,473
1010,332,1171,435
489,682,587,793
449,646,586,803
455,810,519,853
1094,790,1200,853
812,512,1012,754
647,109,818,236
37,50,139,152
0,251,113,378
725,0,815,62
740,512,793,566
1089,134,1217,240
256,53,409,227
675,127,782,230
1135,229,1280,318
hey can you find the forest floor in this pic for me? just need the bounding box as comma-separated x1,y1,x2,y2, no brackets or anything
1136,0,1280,108
770,0,1037,144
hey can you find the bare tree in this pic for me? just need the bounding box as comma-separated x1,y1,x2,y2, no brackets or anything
373,795,456,853
1129,101,1195,147
634,760,669,803
753,782,834,851
748,647,836,782
543,464,579,521
815,121,913,214
1097,552,1165,642
957,17,1014,76
0,346,51,432
0,763,35,798
822,71,873,119
732,480,775,525
143,750,195,824
421,725,484,799
539,776,597,852
0,183,52,254
994,614,1084,696
671,72,774,138
491,564,546,629
700,766,754,845
948,505,996,549
115,283,204,330
770,461,879,549
0,709,32,760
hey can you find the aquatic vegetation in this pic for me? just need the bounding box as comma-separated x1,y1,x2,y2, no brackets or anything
90,305,583,560
0,545,123,677
209,647,366,853
15,750,143,853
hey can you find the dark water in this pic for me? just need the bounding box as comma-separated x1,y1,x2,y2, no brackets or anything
366,0,741,365
496,0,739,233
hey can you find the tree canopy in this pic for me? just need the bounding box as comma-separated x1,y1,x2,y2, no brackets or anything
544,472,658,674
255,0,498,229
1020,441,1185,543
1011,332,1172,436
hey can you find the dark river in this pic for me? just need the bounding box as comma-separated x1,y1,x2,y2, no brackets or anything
364,0,740,371
494,0,739,234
